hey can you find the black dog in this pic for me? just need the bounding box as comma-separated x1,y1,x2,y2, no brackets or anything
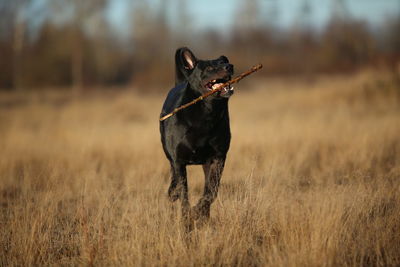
160,47,234,228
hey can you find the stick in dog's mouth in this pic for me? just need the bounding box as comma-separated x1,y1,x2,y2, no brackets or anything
205,78,234,94
160,63,263,121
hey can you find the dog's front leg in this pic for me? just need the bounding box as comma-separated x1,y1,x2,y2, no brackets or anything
192,158,225,223
168,162,193,231
168,162,183,202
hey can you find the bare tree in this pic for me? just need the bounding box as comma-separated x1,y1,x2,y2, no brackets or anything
235,0,261,31
13,8,26,90
47,0,108,91
3,0,28,90
72,0,108,91
331,0,351,22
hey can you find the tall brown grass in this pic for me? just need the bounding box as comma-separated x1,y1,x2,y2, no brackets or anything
1,70,400,266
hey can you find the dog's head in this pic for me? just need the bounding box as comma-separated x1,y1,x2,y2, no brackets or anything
175,47,234,98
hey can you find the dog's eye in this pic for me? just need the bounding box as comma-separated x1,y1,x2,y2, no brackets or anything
206,66,214,72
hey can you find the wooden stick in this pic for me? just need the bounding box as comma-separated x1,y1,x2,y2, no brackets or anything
160,63,263,121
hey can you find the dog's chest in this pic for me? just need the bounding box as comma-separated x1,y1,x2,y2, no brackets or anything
176,123,229,164
177,137,216,164
185,125,216,148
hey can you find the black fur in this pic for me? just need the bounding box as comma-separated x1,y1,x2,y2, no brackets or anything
160,47,234,229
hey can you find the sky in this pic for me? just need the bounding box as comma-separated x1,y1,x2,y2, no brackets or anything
107,0,400,37
13,0,400,41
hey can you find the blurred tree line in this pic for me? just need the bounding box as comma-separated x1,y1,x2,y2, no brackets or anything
1,0,400,91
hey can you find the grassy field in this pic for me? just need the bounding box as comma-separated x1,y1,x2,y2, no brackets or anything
1,70,400,266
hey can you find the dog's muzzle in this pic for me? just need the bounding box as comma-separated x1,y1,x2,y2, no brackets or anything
218,84,234,98
205,78,234,98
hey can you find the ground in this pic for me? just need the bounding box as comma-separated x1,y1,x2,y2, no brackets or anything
1,70,399,266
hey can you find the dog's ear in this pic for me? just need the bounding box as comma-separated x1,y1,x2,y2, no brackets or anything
219,55,229,63
175,47,197,85
182,49,197,69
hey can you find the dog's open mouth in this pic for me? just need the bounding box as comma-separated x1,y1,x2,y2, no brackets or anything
205,78,234,97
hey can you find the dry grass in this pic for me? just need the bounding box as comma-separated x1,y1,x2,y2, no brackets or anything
1,70,400,266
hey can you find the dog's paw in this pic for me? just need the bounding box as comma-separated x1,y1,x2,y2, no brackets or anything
167,186,180,202
181,213,194,233
191,205,201,221
191,203,210,221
